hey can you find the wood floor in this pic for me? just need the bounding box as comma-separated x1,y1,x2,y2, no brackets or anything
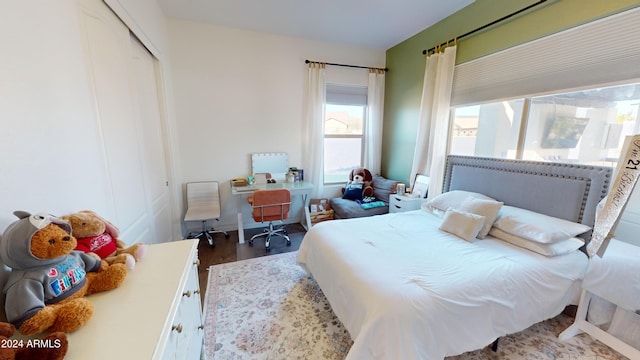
196,224,306,304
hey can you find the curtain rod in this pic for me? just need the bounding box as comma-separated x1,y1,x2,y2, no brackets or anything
422,0,548,55
305,59,387,72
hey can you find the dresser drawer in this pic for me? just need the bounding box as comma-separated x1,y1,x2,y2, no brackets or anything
63,239,203,360
389,194,426,213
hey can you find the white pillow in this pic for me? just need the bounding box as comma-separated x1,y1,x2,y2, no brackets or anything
439,208,486,243
489,227,584,256
493,205,591,244
425,190,496,216
421,202,445,217
458,197,503,239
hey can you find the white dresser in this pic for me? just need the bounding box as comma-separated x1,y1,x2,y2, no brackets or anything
65,239,204,359
389,194,428,213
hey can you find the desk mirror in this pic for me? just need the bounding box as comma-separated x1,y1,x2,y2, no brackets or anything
252,153,289,180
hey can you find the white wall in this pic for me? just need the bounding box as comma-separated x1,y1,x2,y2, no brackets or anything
0,1,384,238
0,0,181,239
167,19,386,233
0,1,111,230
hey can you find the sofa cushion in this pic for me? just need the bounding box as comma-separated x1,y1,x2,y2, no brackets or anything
330,198,389,219
330,175,401,219
372,175,401,203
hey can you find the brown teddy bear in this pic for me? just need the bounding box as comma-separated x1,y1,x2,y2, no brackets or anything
62,210,146,270
0,322,68,360
342,167,374,197
0,211,128,336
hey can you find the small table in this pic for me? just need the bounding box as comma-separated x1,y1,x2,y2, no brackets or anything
231,181,314,244
389,194,428,213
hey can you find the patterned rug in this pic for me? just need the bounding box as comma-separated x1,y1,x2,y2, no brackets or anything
203,251,628,360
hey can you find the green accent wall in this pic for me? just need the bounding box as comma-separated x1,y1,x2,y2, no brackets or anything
382,0,640,186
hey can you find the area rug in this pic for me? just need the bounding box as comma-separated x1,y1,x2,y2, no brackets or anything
203,251,628,360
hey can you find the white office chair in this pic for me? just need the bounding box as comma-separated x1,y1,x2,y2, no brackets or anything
184,181,229,247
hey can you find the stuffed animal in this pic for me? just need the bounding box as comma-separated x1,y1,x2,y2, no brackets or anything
342,167,374,197
0,321,68,360
0,211,128,336
62,210,145,270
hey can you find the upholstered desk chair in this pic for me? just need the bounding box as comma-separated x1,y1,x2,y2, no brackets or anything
247,188,291,251
184,181,229,247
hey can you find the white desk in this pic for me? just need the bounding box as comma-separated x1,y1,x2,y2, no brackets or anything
231,181,314,244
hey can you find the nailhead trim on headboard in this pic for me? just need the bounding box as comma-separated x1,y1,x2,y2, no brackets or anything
442,156,612,241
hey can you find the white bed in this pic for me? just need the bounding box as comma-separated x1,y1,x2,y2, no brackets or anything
297,155,612,359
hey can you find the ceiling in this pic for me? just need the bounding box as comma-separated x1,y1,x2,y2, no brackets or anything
157,0,475,50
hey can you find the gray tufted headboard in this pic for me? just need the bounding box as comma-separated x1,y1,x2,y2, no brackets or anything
442,155,612,242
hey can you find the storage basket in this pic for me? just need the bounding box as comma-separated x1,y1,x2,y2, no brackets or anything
309,198,334,225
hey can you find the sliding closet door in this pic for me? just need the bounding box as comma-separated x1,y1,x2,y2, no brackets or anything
77,0,171,244
129,35,172,244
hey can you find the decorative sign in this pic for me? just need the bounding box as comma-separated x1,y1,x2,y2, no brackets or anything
587,135,640,258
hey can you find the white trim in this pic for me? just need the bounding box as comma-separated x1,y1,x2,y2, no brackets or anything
451,6,640,106
103,0,162,58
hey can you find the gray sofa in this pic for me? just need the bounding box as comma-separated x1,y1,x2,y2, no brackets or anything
330,175,401,219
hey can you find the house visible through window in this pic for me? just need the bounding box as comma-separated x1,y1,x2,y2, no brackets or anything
324,85,367,184
450,82,640,168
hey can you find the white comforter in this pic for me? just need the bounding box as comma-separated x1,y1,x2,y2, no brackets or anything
583,238,640,311
297,210,588,360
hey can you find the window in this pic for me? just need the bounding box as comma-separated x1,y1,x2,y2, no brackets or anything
522,85,640,167
324,85,367,184
450,100,524,159
324,104,365,183
450,82,640,168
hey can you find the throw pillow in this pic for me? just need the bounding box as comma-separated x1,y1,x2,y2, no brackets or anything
439,208,486,243
458,197,503,239
343,183,364,201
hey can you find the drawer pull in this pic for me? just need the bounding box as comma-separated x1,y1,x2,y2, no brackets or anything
182,290,191,297
395,205,401,208
172,324,183,333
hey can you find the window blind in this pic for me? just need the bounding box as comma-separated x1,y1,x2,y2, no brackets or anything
326,84,367,105
451,6,640,107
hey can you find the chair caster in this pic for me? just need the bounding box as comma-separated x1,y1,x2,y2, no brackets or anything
265,246,271,252
248,240,254,247
205,234,215,248
224,232,230,239
286,240,291,246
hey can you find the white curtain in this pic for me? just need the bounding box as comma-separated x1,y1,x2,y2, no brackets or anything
410,45,457,199
364,68,385,175
302,62,326,198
